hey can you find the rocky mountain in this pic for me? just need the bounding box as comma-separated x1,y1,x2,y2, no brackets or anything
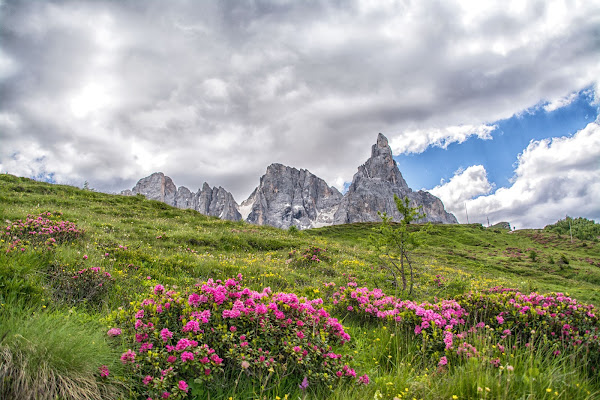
121,172,242,221
333,133,458,224
240,163,343,230
121,133,457,228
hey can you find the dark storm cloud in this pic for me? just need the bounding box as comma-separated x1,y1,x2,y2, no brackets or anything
0,0,598,203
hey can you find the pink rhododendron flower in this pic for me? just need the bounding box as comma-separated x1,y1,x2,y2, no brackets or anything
181,351,194,362
107,328,121,337
139,342,153,352
160,328,173,342
182,320,200,333
98,365,109,378
178,380,188,392
120,349,136,364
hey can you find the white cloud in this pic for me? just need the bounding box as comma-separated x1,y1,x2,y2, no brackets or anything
429,165,494,212
0,49,18,80
543,92,578,112
431,121,600,228
0,0,599,202
390,124,497,154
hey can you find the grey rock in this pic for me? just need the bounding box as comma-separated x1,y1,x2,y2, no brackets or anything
128,172,177,205
175,186,194,209
121,133,456,228
122,172,241,221
197,183,242,221
241,163,342,229
196,182,214,215
333,133,457,225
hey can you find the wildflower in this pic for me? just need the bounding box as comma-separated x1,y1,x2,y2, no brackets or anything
181,351,194,362
299,376,309,390
507,365,514,371
160,328,173,342
140,342,153,352
167,356,177,363
120,349,136,364
178,380,189,392
98,365,109,378
358,374,370,385
154,284,165,294
107,328,122,337
438,356,448,366
143,375,153,385
83,255,88,260
183,320,200,333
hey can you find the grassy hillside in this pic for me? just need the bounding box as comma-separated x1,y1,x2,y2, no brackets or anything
1,173,599,400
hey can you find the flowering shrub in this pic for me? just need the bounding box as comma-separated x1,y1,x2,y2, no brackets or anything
326,276,467,330
2,211,84,253
324,278,600,373
111,275,366,399
455,289,600,369
288,246,330,267
48,266,114,308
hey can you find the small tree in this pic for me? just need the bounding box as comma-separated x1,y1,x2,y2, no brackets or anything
371,195,425,296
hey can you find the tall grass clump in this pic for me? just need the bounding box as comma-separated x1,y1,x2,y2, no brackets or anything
0,302,125,399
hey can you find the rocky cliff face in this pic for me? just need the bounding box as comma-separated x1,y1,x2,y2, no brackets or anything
333,133,458,224
240,163,343,229
122,172,242,221
126,172,177,205
121,133,456,227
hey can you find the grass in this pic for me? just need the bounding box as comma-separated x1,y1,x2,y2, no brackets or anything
0,299,124,399
0,173,599,399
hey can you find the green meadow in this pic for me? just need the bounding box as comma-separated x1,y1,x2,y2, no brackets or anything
1,173,599,400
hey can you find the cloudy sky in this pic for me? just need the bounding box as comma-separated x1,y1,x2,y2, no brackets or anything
1,0,599,229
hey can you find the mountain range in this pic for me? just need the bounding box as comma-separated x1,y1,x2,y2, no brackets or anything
121,133,458,228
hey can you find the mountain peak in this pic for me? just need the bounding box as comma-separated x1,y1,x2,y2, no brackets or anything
371,133,392,158
333,133,457,224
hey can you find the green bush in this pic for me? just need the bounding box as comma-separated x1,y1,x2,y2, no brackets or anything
47,266,115,310
288,246,331,267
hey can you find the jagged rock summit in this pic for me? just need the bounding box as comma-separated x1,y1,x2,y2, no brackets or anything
121,133,457,227
240,163,343,230
121,172,241,221
333,133,458,224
